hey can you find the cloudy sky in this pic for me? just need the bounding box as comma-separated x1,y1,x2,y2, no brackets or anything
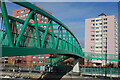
3,1,118,48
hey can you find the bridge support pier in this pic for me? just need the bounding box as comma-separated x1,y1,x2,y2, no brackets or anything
72,58,80,76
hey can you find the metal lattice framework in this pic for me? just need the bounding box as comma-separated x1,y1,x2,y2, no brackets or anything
0,0,120,62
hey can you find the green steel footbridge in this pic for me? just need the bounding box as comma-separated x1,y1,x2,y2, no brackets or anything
0,0,120,64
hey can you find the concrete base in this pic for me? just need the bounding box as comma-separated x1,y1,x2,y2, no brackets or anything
70,72,80,76
73,58,80,73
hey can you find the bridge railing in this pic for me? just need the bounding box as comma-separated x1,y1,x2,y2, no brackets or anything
82,52,120,61
81,67,120,76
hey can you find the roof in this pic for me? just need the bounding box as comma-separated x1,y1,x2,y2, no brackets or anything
98,13,106,16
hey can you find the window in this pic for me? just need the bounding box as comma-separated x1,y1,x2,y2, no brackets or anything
91,46,94,49
103,42,107,45
104,46,107,48
17,16,19,18
32,56,36,59
99,19,102,21
95,50,102,53
91,35,94,37
99,27,102,29
96,31,99,33
96,39,99,41
96,35,102,37
91,39,94,41
96,27,99,29
103,38,107,40
26,14,28,16
96,46,102,48
104,50,107,52
96,47,99,48
91,24,95,26
42,16,44,18
21,15,25,19
103,30,107,32
38,56,44,59
104,18,107,20
91,27,94,29
32,61,35,63
104,26,107,28
96,23,98,25
104,22,107,24
99,23,102,25
23,15,25,17
27,9,29,11
45,17,47,19
21,9,25,13
17,11,20,13
96,20,99,22
103,34,107,36
91,31,95,33
96,35,99,37
91,50,94,52
91,20,95,22
39,61,43,63
96,19,102,22
46,57,49,58
96,42,102,45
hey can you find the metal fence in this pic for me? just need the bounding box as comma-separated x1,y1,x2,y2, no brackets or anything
81,67,120,77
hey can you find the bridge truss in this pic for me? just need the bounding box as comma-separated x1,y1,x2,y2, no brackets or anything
0,0,120,62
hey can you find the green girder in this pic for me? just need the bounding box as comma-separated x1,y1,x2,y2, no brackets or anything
1,0,14,47
54,26,62,49
41,20,51,48
34,12,40,48
16,10,34,46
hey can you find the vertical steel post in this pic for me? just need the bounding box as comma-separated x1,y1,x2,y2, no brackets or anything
13,21,18,37
67,31,69,51
16,10,34,46
34,12,40,48
74,39,76,53
71,35,73,52
63,31,67,50
41,20,51,48
61,27,63,50
54,26,61,49
1,0,14,47
51,21,54,48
